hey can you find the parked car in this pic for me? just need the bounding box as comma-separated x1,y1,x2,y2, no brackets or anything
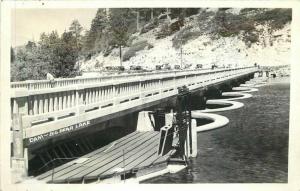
211,64,218,70
174,65,181,70
156,65,162,70
130,65,142,70
105,66,113,71
162,63,171,70
105,66,125,71
183,64,192,69
116,66,125,71
195,64,203,69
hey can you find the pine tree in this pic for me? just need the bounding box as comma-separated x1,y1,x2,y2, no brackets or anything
109,8,135,65
82,9,108,56
69,19,83,50
58,31,79,77
11,47,15,63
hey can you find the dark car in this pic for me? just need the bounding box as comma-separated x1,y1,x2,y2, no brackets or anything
116,66,125,71
130,65,142,70
196,64,203,69
156,65,162,70
174,65,181,70
211,64,217,70
105,66,113,70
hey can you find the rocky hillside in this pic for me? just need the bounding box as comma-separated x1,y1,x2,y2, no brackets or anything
78,8,291,72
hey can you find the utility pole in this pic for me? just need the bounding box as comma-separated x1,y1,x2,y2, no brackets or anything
180,38,183,68
166,8,171,21
151,8,154,20
119,45,122,66
105,8,110,18
136,11,140,31
133,10,140,31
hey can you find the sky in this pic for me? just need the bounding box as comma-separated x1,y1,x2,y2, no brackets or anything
11,9,98,47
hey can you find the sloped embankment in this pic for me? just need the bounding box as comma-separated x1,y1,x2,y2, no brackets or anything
79,8,291,72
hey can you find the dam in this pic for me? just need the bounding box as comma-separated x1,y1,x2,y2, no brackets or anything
10,66,259,183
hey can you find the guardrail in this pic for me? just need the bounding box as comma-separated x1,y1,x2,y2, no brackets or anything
11,69,203,89
11,68,237,90
10,67,257,139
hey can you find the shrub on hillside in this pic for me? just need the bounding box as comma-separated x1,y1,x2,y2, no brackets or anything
240,8,257,13
169,19,184,34
213,10,256,37
156,22,171,39
243,32,259,48
240,8,262,15
156,19,185,39
172,26,200,49
122,40,153,61
185,8,200,17
140,19,159,34
254,8,292,30
196,9,216,34
243,32,259,43
127,35,138,46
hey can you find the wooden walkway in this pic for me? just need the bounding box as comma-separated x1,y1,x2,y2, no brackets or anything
37,131,175,183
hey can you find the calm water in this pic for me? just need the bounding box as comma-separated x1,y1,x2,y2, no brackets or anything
143,77,289,183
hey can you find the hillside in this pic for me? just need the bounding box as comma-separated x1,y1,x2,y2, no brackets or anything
79,8,291,72
11,8,291,81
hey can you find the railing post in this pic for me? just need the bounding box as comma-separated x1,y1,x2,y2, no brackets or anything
158,77,162,94
11,113,28,182
11,89,29,116
113,82,118,105
26,80,34,90
53,79,58,88
11,88,29,182
139,77,144,99
76,85,85,115
12,114,25,158
173,73,176,90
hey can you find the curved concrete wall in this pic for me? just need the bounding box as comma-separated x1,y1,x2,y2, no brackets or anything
191,112,229,132
193,76,267,133
196,100,244,113
232,87,258,93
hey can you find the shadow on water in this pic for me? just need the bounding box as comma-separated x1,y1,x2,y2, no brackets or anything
195,118,214,126
205,103,232,109
213,95,244,99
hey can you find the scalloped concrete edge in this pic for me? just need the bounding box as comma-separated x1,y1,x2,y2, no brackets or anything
196,100,244,113
191,111,229,132
232,87,258,93
240,83,267,88
208,92,253,101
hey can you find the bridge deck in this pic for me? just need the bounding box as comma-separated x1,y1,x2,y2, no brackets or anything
10,67,256,147
37,131,175,183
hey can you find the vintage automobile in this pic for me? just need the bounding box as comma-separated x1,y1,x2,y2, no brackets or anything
162,63,171,70
195,64,203,69
130,65,142,70
156,65,162,70
174,65,181,70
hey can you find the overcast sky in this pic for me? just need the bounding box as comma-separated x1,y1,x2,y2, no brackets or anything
11,9,98,47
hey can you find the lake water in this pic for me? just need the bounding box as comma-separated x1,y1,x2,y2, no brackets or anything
143,77,289,183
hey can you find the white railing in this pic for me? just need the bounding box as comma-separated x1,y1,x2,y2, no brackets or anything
10,67,257,138
10,68,226,90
